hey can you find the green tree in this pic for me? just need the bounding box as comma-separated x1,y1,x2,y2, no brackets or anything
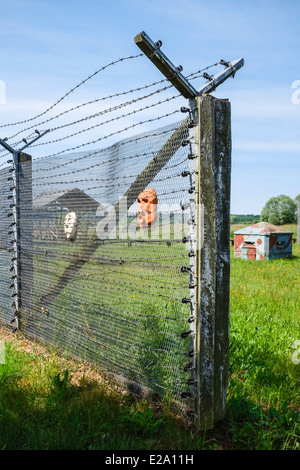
260,195,297,225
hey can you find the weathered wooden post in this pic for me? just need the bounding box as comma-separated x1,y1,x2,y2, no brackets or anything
190,95,231,429
134,31,237,430
0,132,48,331
18,152,33,332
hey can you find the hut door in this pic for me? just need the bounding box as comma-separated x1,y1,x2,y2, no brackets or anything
242,241,256,260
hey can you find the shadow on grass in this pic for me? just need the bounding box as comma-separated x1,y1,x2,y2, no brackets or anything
0,367,147,450
220,346,300,450
217,395,299,450
0,356,200,451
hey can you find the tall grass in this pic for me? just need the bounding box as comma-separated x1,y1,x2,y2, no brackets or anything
226,238,299,450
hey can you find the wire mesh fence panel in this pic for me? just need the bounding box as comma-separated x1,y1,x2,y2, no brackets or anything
0,40,240,427
18,119,197,410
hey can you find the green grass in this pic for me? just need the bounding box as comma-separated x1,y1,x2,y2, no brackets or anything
0,239,299,450
0,340,207,450
226,242,300,450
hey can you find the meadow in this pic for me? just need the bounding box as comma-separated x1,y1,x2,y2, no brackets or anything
0,225,299,450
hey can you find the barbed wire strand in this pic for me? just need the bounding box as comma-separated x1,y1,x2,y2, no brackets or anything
0,54,144,130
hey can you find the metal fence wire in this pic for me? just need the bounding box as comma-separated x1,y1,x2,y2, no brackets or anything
0,51,219,414
0,49,234,422
22,119,195,409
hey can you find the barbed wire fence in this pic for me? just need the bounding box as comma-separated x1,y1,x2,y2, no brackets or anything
0,32,243,429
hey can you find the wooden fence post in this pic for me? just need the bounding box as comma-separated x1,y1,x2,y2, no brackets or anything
193,95,231,430
18,152,33,332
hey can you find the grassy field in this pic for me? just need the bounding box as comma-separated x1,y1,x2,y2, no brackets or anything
0,226,299,450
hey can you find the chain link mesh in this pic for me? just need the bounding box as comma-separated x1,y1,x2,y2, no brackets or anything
0,53,225,414
16,119,196,411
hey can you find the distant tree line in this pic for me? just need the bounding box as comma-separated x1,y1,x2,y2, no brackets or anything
230,214,260,224
230,194,300,226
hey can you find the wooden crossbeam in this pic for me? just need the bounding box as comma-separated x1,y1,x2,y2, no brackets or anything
134,31,199,99
134,31,244,99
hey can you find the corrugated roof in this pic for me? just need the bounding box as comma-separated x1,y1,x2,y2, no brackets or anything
234,221,293,235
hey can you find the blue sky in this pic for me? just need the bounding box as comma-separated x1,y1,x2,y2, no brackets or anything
0,0,299,214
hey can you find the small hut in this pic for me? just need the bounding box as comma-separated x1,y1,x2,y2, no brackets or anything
33,188,103,240
234,222,293,260
33,188,100,213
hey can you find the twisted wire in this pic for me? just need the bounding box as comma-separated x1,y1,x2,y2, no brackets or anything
29,94,181,149
0,53,143,130
33,109,181,159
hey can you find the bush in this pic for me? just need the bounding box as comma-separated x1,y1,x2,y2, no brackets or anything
260,195,297,225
